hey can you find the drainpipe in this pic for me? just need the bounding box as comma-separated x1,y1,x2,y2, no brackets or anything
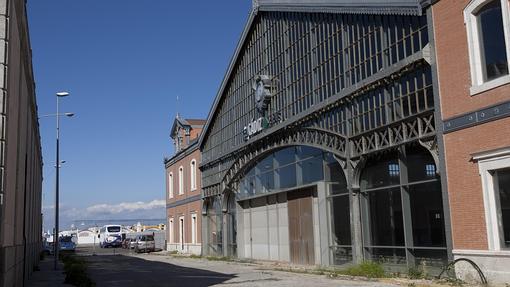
0,0,9,285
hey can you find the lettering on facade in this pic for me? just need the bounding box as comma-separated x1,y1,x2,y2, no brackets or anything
243,75,280,141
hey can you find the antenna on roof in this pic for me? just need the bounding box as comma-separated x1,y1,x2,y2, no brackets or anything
176,95,180,119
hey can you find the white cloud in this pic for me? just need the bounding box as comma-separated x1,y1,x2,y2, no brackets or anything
85,199,166,215
42,199,166,231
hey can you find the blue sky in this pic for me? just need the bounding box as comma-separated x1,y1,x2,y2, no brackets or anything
28,0,252,230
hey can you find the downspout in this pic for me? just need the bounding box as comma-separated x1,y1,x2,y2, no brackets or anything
0,0,10,285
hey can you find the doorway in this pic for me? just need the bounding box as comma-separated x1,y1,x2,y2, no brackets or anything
288,187,315,265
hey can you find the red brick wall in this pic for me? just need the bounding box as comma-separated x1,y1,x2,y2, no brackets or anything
444,117,510,250
433,0,510,120
167,200,202,244
165,147,202,244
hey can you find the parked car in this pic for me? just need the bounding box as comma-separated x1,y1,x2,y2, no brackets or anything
134,234,155,253
59,236,76,252
122,238,136,249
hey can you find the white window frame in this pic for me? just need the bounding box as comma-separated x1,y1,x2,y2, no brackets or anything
179,216,185,245
168,172,174,199
168,218,174,244
190,159,197,191
191,213,197,244
474,147,510,251
178,166,184,195
464,0,510,95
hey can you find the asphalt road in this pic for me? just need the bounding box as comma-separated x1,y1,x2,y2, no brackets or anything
75,245,399,287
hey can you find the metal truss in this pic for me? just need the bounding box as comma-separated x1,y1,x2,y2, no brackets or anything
350,112,435,158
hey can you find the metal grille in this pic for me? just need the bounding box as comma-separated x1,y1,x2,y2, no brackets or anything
202,10,432,191
203,11,428,164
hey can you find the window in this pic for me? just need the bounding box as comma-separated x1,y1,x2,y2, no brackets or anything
179,216,185,245
191,213,197,244
190,160,197,191
169,218,174,244
475,148,510,250
168,172,174,198
178,166,184,195
465,0,510,94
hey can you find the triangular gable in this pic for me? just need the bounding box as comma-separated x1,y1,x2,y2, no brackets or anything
198,0,431,151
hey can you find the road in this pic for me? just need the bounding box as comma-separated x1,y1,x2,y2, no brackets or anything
75,245,399,287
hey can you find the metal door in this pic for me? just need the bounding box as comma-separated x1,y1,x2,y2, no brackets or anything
288,188,315,265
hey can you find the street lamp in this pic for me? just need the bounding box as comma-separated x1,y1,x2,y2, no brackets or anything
54,91,73,270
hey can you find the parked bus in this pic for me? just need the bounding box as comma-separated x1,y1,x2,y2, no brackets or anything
98,225,122,248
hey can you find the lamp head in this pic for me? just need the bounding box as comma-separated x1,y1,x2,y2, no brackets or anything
56,92,70,97
65,113,75,117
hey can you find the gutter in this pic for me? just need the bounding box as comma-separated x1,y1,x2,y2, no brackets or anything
0,0,9,284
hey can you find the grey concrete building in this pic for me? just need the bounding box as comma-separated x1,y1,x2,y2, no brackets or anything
0,0,43,286
199,0,450,272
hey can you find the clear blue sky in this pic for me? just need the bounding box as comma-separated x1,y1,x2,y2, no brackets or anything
28,0,252,230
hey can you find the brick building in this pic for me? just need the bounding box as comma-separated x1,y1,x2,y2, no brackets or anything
165,117,205,255
431,0,510,283
0,0,44,285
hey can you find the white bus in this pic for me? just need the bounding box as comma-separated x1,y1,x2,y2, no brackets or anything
98,225,122,248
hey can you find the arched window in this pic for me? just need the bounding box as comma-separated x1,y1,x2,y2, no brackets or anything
360,146,445,266
465,0,510,94
190,159,197,191
168,172,174,199
178,166,184,195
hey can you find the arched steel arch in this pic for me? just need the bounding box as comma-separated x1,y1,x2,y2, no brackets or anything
220,127,348,192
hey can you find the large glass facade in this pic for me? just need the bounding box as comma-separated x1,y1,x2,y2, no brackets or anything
207,196,223,256
238,146,327,199
361,146,446,267
237,146,352,264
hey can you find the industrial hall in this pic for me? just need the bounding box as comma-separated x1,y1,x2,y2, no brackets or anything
198,0,448,273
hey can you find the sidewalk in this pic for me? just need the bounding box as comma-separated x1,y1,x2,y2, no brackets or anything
27,256,72,287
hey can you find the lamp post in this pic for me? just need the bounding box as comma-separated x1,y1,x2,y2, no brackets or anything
54,91,72,270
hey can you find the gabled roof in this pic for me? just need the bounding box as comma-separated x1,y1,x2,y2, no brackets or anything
170,117,206,140
255,0,429,15
198,0,431,150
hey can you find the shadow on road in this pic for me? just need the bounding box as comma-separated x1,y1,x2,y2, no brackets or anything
83,254,236,287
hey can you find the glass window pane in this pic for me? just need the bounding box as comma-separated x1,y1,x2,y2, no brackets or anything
497,168,510,248
476,0,509,81
325,158,347,186
257,171,275,193
275,147,296,167
331,246,352,265
300,156,324,184
361,154,400,189
331,194,352,246
331,183,348,195
368,188,404,246
411,249,448,269
296,146,322,160
257,154,274,174
367,247,406,265
407,147,438,183
278,163,297,189
409,182,446,247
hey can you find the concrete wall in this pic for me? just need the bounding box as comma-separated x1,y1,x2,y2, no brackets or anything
0,0,43,286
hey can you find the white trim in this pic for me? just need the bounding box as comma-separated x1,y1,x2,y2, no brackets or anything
178,166,184,195
179,216,185,245
191,213,197,244
168,218,174,244
168,172,174,199
453,249,510,257
464,0,510,95
476,146,510,251
190,159,197,191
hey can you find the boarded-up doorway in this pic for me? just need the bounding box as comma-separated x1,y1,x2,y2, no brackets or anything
288,187,315,265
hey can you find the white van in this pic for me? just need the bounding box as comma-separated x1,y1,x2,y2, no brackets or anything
98,225,122,248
